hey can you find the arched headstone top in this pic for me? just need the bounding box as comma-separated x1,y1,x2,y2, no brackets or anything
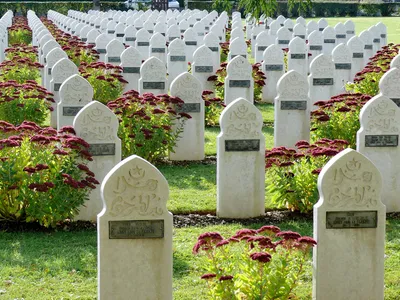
316,148,383,209
203,31,219,45
322,26,336,38
46,48,68,66
308,30,323,44
100,155,169,218
168,38,185,54
276,70,308,100
140,56,166,81
150,32,166,46
193,45,213,65
289,36,306,53
347,36,365,53
52,58,79,83
59,74,94,105
226,55,251,79
263,44,284,63
310,54,334,77
332,43,352,62
390,54,400,69
344,20,355,34
379,67,400,99
106,39,125,57
219,97,263,139
74,100,119,143
359,93,400,134
136,28,151,39
170,72,202,102
121,46,142,65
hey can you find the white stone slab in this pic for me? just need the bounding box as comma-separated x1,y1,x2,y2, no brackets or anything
139,56,167,95
224,55,253,105
262,45,284,103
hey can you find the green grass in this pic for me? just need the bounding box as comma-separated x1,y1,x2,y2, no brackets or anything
1,218,399,299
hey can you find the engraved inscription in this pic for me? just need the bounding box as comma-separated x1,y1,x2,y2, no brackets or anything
365,135,399,147
310,45,323,51
229,80,251,88
231,54,247,59
365,44,373,50
324,39,335,43
137,42,150,46
353,52,364,58
123,67,140,73
89,143,116,156
291,53,306,59
185,41,197,46
170,55,186,61
265,64,283,71
151,47,166,53
257,46,268,51
373,38,381,43
313,78,334,86
326,211,377,229
125,37,136,41
335,63,351,70
278,39,290,45
116,33,124,37
143,81,165,89
381,34,386,38
346,30,355,34
281,101,307,110
109,220,164,239
48,68,51,75
108,57,121,63
225,139,260,152
194,66,213,73
176,103,201,113
54,83,62,92
63,106,83,116
336,34,346,39
97,48,106,54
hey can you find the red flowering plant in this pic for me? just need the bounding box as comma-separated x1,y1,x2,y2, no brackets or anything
79,62,126,104
201,90,226,126
107,91,191,162
193,226,316,299
346,43,400,96
5,44,38,62
0,80,54,126
209,62,266,102
0,121,99,227
265,139,349,212
8,16,32,46
0,55,43,83
311,93,372,148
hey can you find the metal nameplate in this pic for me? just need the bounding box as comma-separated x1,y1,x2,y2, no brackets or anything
195,66,213,73
324,39,335,43
326,211,377,229
95,25,100,29
108,30,115,34
89,143,116,156
116,33,124,37
319,28,324,31
390,98,400,107
278,39,290,44
54,83,62,92
313,78,334,86
209,46,218,52
176,103,201,113
265,64,283,71
291,53,306,59
185,41,197,46
125,37,136,41
365,44,373,50
365,135,399,147
353,52,364,58
137,42,149,46
381,34,386,38
123,67,140,74
170,55,186,61
288,28,293,32
205,26,210,30
180,29,185,33
346,30,355,34
295,34,305,39
63,106,83,116
152,48,165,53
257,46,268,51
225,139,260,152
143,82,165,89
335,63,351,70
97,48,106,54
108,57,121,63
310,45,322,51
109,220,164,239
48,68,51,75
81,38,87,42
229,80,251,88
148,30,154,34
198,32,205,36
336,34,346,39
373,38,381,43
281,101,307,110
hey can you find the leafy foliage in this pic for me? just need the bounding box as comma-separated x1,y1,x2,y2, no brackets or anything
201,90,225,126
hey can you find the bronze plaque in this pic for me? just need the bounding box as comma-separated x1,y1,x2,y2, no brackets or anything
109,220,164,239
353,53,364,58
291,53,306,59
229,80,251,88
313,78,334,86
123,67,140,74
176,103,201,113
310,45,322,51
137,42,149,46
265,64,283,71
195,66,213,73
365,135,399,147
225,139,260,152
170,55,186,61
89,143,116,156
324,39,335,43
152,47,166,53
335,63,351,70
281,101,307,110
63,106,83,116
326,211,377,229
108,57,121,63
143,82,165,89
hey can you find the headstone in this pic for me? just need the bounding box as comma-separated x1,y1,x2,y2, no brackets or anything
224,55,254,105
376,22,387,48
332,43,352,94
293,23,306,40
183,27,198,63
115,23,126,43
274,70,309,147
275,27,292,50
98,155,172,300
283,18,294,33
139,56,167,95
124,25,137,47
74,101,121,221
368,25,381,54
44,47,68,91
334,22,347,44
313,148,385,300
192,45,215,92
169,72,204,160
296,16,306,27
308,30,323,73
379,67,400,107
217,97,265,218
318,18,328,32
307,20,318,37
136,28,152,60
154,22,167,37
344,19,356,40
105,39,125,66
166,24,180,42
322,26,337,55
58,74,93,130
288,37,308,77
228,37,247,61
203,31,220,68
95,33,112,63
347,36,365,80
262,44,284,103
193,21,205,46
149,32,167,65
359,30,374,66
254,31,275,64
167,39,187,89
120,46,142,93
357,94,400,212
50,58,79,128
87,28,101,46
390,54,400,69
308,54,335,108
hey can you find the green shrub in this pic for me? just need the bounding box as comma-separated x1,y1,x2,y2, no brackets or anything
8,17,32,46
107,90,191,162
201,90,225,126
193,226,316,299
265,140,349,212
0,122,98,227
